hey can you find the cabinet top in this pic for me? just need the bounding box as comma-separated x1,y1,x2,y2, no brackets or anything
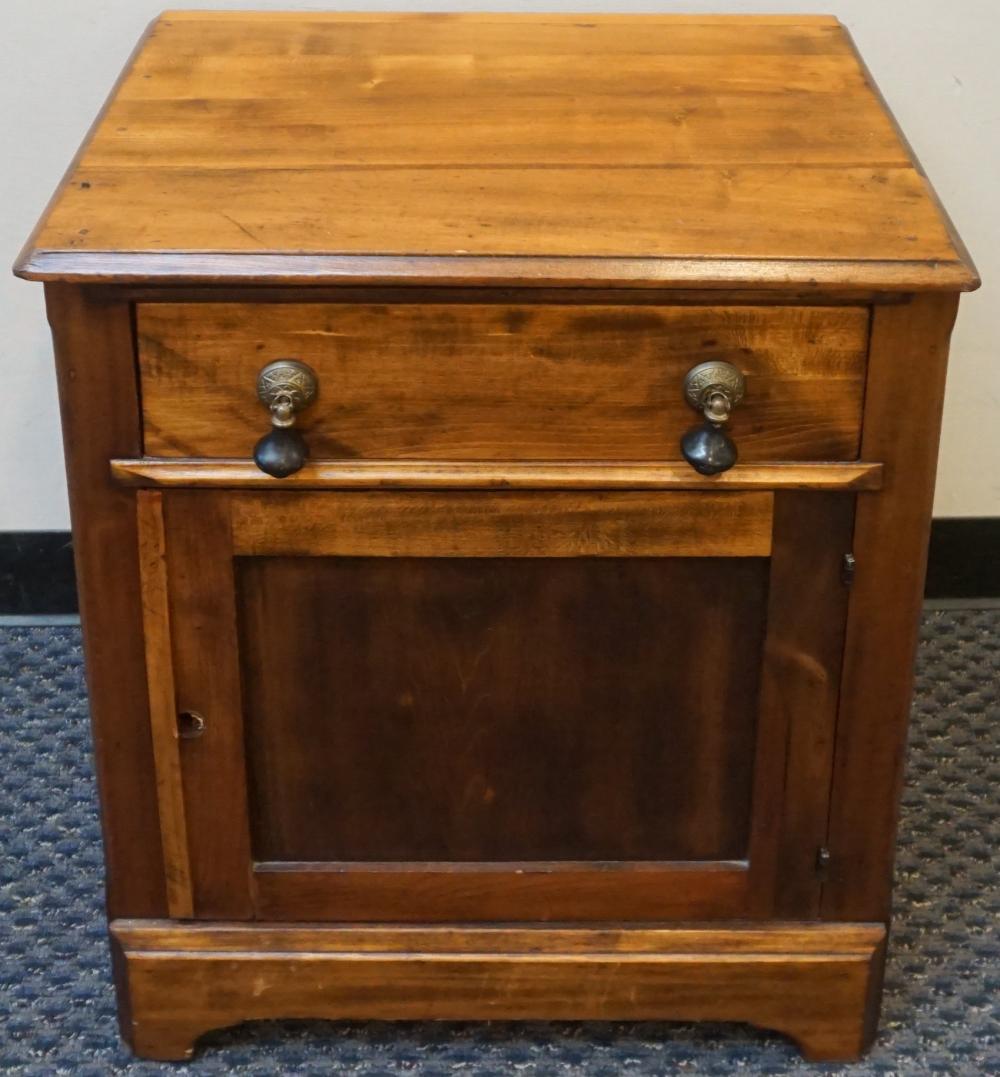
15,11,978,291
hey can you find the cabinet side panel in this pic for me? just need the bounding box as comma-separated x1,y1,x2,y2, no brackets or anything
44,283,166,917
823,293,960,921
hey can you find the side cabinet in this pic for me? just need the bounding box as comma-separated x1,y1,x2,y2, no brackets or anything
43,285,961,1063
19,10,977,1067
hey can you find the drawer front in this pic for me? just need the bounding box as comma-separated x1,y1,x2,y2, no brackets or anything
136,302,868,462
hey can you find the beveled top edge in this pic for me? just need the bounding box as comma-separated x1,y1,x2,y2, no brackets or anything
14,250,980,292
160,11,845,27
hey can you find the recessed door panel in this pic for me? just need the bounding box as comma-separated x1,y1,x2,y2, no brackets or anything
238,556,768,864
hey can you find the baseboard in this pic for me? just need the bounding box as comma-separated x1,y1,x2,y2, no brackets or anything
0,532,78,615
924,518,1000,599
0,520,997,613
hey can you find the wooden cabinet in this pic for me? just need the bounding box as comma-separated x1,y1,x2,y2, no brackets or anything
16,12,977,1064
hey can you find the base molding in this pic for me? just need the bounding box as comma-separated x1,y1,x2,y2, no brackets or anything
111,920,886,1062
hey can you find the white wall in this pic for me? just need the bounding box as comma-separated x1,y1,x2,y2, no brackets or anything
3,1,997,528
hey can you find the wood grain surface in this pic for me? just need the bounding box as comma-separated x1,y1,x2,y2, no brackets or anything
228,491,774,559
136,303,868,462
111,458,885,491
824,293,962,920
111,918,886,1062
238,556,766,863
749,492,856,918
160,491,253,919
16,13,976,290
135,491,193,919
43,285,167,919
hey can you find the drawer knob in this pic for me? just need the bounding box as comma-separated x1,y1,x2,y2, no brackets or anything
681,361,746,476
254,360,318,478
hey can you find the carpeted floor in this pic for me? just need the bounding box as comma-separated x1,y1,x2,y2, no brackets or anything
0,610,997,1075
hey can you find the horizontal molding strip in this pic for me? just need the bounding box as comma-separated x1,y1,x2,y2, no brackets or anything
110,459,884,492
115,919,885,957
16,251,979,292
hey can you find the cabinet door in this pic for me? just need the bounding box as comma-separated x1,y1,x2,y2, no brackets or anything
138,488,853,922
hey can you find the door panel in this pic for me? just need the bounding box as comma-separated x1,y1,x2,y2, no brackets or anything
139,488,854,922
238,556,767,864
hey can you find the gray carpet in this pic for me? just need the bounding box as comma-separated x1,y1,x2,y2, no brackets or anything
0,611,997,1074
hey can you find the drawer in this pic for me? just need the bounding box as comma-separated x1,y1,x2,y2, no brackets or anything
136,303,868,462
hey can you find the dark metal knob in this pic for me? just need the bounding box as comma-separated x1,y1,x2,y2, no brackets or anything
681,361,746,476
681,423,738,476
254,360,317,478
254,427,309,479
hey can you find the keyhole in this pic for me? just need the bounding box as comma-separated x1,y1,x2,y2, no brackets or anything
177,710,206,739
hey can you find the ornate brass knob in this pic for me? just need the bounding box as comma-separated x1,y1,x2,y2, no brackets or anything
680,361,746,476
254,360,318,478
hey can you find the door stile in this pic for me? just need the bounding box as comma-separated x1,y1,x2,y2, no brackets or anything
136,490,194,919
160,490,255,918
746,491,857,917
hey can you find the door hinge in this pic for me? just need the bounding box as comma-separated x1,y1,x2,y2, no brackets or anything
841,552,856,587
816,846,832,879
